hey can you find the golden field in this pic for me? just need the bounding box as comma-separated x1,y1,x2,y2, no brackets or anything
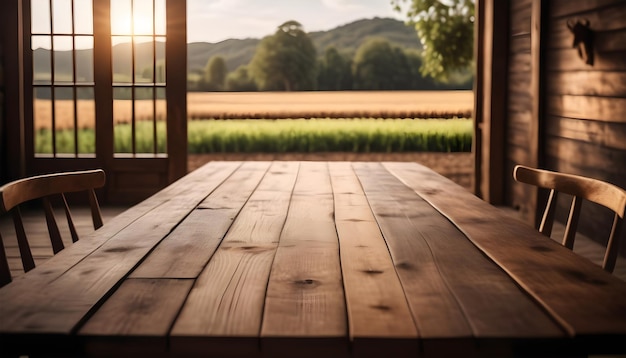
34,90,473,130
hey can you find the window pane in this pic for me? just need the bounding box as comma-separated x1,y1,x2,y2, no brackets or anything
133,0,154,35
156,39,165,84
33,36,51,84
54,36,73,83
112,36,132,83
74,0,93,34
77,87,95,154
34,88,52,154
113,87,132,153
135,37,153,83
135,87,154,153
55,87,76,154
31,0,51,34
111,0,132,35
156,87,166,154
52,0,73,34
75,37,94,83
155,0,166,35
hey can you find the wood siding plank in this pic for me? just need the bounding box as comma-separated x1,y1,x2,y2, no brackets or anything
329,162,418,358
550,0,625,17
547,49,626,71
547,95,626,122
546,116,626,151
547,71,626,97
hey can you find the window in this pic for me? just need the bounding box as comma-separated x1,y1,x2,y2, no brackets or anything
111,0,167,156
31,0,95,157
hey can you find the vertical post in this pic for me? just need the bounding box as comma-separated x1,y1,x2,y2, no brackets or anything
530,0,547,226
93,0,114,200
475,0,509,204
166,0,187,182
472,0,484,196
1,0,26,180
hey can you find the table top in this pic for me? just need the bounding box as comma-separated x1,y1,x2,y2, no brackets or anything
1,161,625,357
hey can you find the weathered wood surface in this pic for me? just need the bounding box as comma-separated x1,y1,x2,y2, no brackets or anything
385,162,626,336
1,162,625,358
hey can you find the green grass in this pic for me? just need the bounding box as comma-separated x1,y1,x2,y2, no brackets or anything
35,118,473,154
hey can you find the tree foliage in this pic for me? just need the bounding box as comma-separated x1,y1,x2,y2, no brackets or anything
352,38,415,90
249,20,317,91
392,0,474,81
317,47,352,90
225,65,258,92
203,56,228,91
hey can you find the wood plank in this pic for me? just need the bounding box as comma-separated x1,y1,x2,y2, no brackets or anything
550,0,625,17
509,3,532,36
261,162,348,358
548,4,626,50
546,95,626,122
508,93,532,113
170,162,298,357
355,163,561,345
0,161,241,289
508,52,532,73
0,162,241,335
545,137,626,179
78,278,193,356
385,162,626,337
130,161,271,279
547,71,626,97
508,72,532,94
510,34,531,54
545,115,626,151
547,49,626,71
328,162,418,358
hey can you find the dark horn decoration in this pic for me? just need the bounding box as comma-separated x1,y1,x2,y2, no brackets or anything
567,18,594,66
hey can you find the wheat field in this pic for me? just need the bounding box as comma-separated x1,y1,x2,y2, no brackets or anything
34,91,473,130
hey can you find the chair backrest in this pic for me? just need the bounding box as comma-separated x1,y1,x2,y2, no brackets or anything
0,169,106,286
513,165,626,273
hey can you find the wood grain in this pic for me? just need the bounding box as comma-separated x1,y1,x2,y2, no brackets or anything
0,161,240,334
546,95,626,122
170,162,298,357
130,161,271,278
261,162,348,357
329,162,418,358
356,163,562,340
385,162,626,336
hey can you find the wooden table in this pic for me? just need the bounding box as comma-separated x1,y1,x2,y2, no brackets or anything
1,161,625,357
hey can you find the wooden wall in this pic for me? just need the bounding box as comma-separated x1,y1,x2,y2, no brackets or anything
505,0,535,221
502,0,626,253
543,0,626,250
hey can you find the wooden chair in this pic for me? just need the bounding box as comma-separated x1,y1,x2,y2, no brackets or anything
0,169,106,286
513,165,626,273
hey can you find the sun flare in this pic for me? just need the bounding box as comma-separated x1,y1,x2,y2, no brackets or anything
111,11,153,35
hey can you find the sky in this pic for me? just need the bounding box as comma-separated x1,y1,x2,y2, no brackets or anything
186,0,405,43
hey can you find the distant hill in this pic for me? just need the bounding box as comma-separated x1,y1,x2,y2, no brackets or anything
188,17,421,73
34,17,421,79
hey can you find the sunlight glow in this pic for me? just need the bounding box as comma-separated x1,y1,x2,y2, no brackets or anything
111,0,165,37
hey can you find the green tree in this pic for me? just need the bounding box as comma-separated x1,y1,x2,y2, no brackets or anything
203,56,228,91
392,0,474,81
317,47,352,90
225,65,258,92
249,20,317,91
352,38,413,90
